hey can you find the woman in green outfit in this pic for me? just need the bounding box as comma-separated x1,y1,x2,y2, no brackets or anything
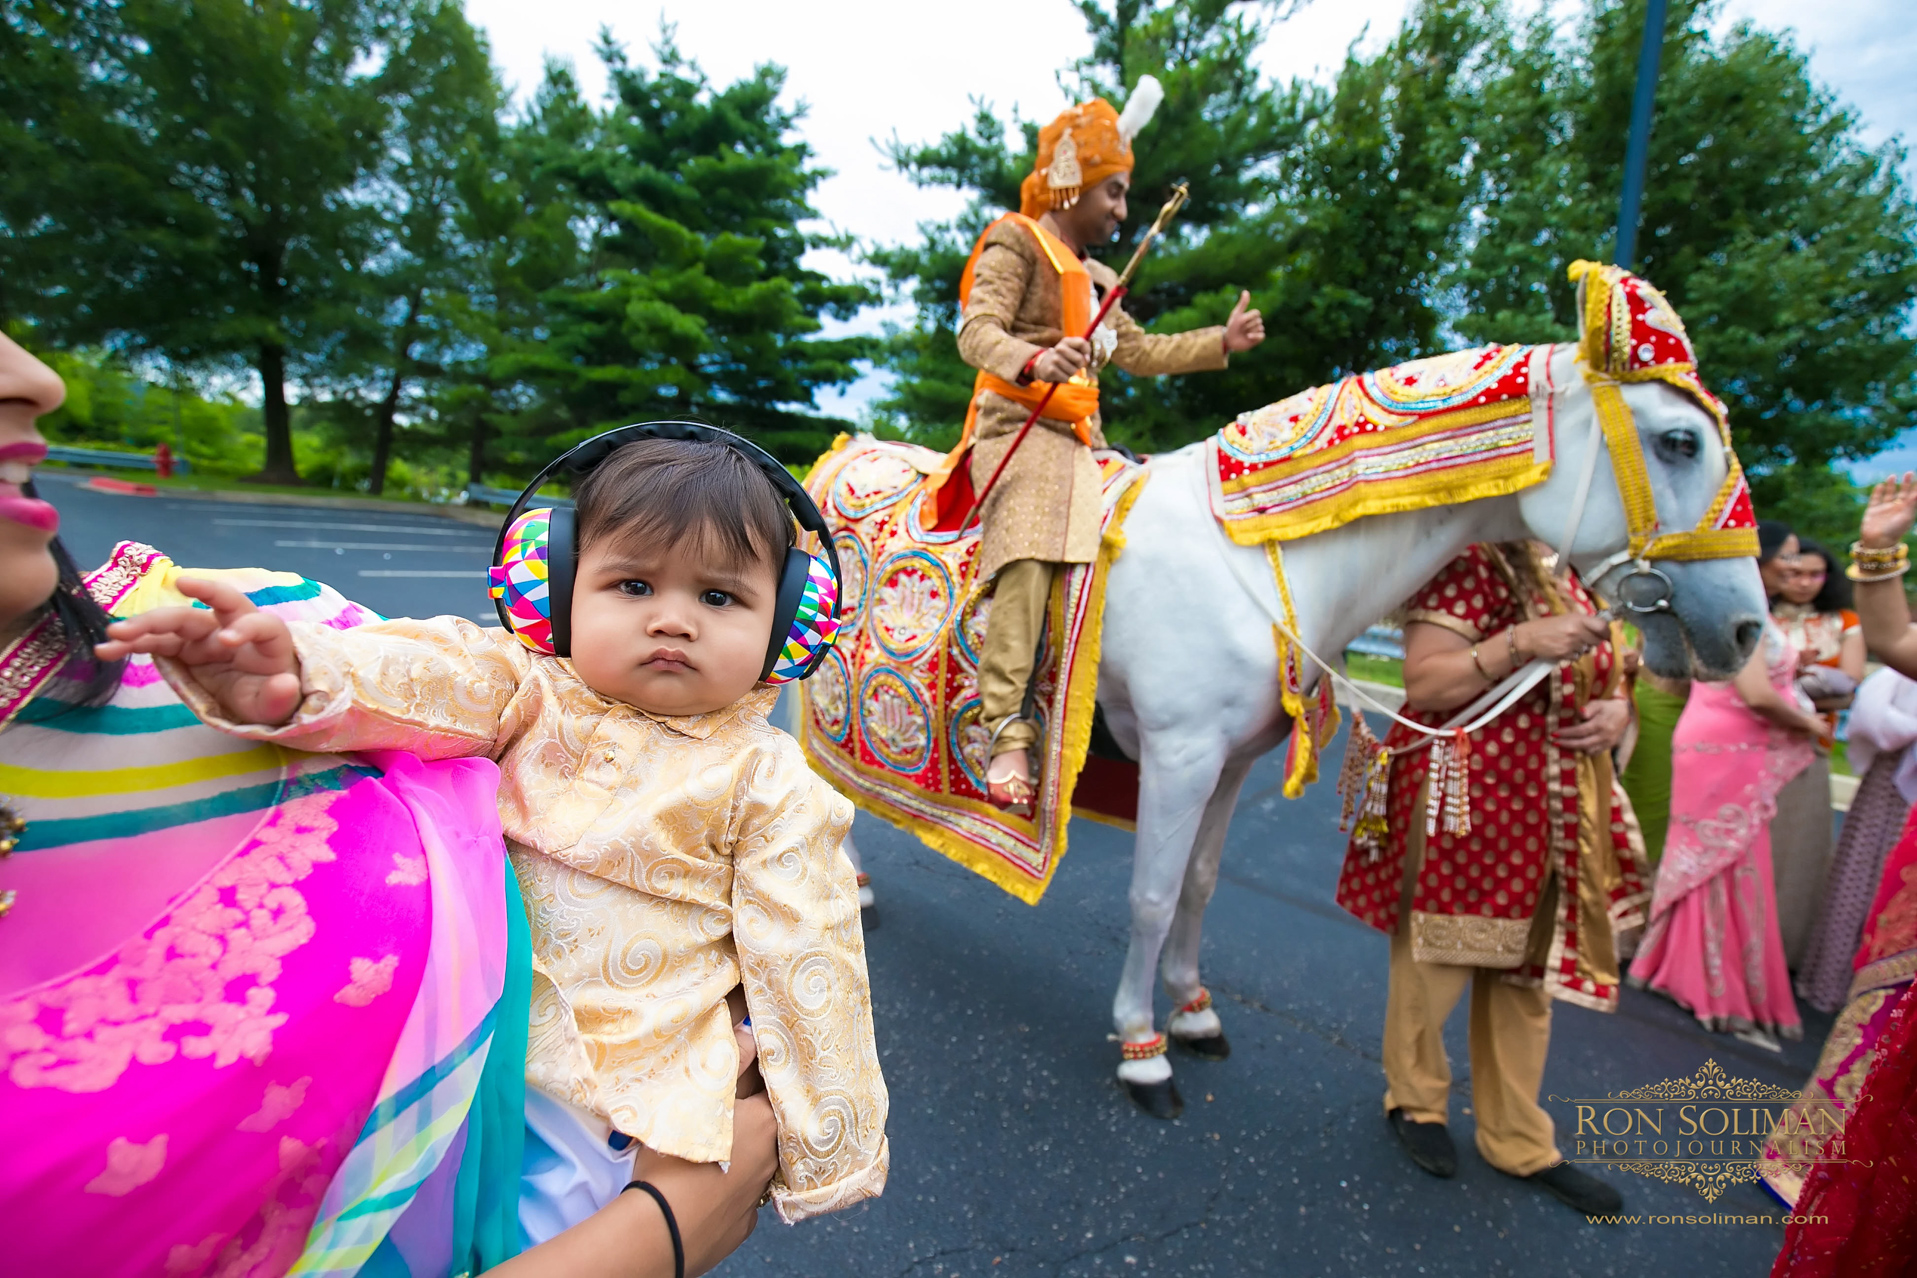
1620,629,1688,864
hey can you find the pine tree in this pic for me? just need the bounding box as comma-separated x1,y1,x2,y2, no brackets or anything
434,60,598,486
870,0,1317,453
519,34,874,464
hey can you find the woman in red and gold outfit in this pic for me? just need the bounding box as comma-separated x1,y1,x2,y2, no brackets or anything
1336,540,1643,1216
1771,478,1917,1278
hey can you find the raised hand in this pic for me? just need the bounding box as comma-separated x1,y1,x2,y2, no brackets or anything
95,576,302,725
1223,290,1265,353
1861,473,1917,550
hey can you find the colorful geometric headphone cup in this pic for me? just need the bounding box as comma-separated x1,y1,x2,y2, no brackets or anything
764,550,843,685
488,507,558,654
484,421,848,677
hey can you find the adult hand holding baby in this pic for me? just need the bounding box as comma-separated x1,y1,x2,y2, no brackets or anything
494,996,778,1278
94,576,303,725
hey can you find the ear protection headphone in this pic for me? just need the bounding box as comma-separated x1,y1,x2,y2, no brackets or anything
487,421,843,684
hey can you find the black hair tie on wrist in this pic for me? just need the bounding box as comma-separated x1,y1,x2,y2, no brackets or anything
622,1180,685,1278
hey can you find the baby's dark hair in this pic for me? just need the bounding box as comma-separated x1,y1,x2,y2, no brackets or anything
573,437,794,576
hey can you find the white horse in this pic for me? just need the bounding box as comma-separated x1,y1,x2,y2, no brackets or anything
840,340,1767,1116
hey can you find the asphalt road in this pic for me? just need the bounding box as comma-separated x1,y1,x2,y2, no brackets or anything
38,469,504,625
45,474,1832,1277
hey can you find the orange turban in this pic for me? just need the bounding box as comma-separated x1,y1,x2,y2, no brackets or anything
1018,98,1134,219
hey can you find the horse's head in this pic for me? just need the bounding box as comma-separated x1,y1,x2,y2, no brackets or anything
1515,264,1767,681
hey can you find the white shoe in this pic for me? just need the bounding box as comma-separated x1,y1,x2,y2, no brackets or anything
1734,1027,1783,1053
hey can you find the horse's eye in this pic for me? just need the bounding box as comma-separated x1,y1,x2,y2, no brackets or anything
1656,430,1700,461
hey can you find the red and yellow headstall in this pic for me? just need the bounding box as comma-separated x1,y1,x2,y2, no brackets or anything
1568,259,1759,563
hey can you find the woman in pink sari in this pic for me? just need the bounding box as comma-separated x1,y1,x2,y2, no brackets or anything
1628,604,1823,1051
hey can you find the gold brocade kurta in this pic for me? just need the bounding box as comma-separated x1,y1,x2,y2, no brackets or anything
956,219,1228,582
160,617,888,1225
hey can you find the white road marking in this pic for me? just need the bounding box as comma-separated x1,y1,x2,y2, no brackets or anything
274,540,489,552
215,518,491,537
358,569,491,577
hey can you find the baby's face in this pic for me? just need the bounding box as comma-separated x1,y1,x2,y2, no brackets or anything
569,533,778,717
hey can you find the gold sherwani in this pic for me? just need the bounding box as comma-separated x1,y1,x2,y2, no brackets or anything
956,219,1229,582
162,617,888,1224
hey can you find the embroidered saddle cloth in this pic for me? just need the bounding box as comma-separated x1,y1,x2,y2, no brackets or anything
1210,344,1553,544
796,435,1146,905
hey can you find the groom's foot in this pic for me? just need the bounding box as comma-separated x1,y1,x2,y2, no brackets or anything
1387,1108,1457,1178
985,748,1035,816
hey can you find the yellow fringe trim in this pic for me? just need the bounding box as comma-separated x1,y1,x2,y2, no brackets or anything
795,467,1151,906
1221,457,1550,548
1265,539,1341,800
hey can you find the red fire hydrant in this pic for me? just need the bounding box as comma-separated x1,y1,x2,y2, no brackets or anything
154,442,175,479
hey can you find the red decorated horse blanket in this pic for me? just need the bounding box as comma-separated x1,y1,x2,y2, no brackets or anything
1210,344,1553,544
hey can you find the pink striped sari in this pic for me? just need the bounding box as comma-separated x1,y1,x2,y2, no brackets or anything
0,544,523,1277
1629,624,1812,1038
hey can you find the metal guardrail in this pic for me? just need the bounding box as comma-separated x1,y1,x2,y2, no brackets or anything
464,482,570,509
46,444,190,474
1346,625,1405,661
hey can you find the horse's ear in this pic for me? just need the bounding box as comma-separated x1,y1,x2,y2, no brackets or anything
1566,259,1604,370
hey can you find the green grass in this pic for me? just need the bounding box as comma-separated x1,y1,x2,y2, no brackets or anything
1345,652,1405,688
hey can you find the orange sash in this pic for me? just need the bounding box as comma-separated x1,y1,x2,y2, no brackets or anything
925,214,1102,506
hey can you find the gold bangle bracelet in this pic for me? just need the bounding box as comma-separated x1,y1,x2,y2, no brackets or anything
1847,562,1911,583
1470,643,1492,682
1850,540,1908,565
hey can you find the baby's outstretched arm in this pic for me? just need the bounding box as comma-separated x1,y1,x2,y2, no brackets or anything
109,584,531,759
96,576,302,725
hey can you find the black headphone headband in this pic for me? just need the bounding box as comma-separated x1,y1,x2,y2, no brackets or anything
489,421,843,671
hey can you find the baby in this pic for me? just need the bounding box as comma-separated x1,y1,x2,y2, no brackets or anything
100,435,887,1232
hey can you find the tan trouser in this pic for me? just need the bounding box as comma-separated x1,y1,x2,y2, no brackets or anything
979,559,1056,755
1382,926,1560,1175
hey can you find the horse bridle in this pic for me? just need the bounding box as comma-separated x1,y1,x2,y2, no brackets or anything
1552,262,1759,621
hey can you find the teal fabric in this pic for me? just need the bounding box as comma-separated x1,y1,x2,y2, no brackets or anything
462,859,532,1272
357,857,532,1277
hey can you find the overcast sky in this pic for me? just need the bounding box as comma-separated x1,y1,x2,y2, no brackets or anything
461,0,1917,449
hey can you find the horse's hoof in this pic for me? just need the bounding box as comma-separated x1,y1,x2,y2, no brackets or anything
1172,1031,1231,1060
1122,1076,1184,1120
860,904,880,932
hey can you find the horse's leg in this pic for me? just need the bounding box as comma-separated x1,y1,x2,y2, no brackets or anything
841,832,877,930
1112,739,1227,1119
1161,755,1253,1059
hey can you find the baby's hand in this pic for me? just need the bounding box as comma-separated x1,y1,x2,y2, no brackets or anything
95,576,303,725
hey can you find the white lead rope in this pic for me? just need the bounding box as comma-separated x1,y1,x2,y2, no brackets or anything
1196,442,1641,747
1201,478,1565,742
